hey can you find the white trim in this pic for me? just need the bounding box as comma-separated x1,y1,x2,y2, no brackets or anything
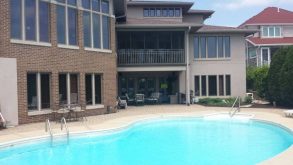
57,44,80,50
260,47,271,66
84,48,112,53
37,73,41,111
92,74,96,105
67,73,71,104
261,26,282,38
194,58,231,61
117,66,187,72
86,104,104,110
28,109,52,116
10,39,52,47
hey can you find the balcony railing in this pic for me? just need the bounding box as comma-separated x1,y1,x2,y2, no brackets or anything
117,49,185,66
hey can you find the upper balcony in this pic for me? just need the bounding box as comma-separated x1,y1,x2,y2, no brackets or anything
118,49,185,66
117,31,185,66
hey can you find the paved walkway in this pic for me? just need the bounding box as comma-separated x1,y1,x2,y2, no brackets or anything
0,104,292,165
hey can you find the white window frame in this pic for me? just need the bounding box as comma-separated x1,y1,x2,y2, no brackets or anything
196,74,231,97
195,36,231,60
82,0,112,51
59,73,79,105
86,74,103,107
10,0,51,46
27,73,51,112
261,26,282,38
55,0,79,48
260,47,271,66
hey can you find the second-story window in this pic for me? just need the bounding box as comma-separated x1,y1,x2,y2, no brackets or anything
262,26,282,38
144,8,181,17
10,0,50,42
82,0,111,50
194,36,231,59
56,0,78,46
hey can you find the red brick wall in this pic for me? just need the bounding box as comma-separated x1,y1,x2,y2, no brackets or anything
0,1,117,124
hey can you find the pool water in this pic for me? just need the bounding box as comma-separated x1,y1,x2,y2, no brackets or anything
0,118,293,165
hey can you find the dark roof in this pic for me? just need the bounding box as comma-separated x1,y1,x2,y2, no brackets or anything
198,25,257,35
187,9,214,19
239,7,293,27
247,37,293,46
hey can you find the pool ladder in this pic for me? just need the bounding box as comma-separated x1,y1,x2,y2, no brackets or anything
45,117,69,143
229,96,241,117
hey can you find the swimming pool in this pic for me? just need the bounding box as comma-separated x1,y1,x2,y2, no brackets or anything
0,117,292,165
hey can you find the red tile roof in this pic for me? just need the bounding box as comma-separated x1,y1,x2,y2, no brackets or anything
239,7,293,27
247,37,293,46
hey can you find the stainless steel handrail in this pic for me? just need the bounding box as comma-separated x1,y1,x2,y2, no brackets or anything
60,117,69,138
229,96,241,117
45,119,53,140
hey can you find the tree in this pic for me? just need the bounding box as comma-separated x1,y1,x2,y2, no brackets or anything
267,47,288,103
267,46,293,107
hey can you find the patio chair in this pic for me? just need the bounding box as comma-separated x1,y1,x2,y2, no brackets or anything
125,93,135,105
284,110,293,117
117,96,127,109
135,94,145,106
146,92,160,104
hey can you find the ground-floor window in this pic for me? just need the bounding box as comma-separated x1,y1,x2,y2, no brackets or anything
85,74,102,105
261,47,271,66
59,73,79,105
27,73,50,111
194,74,231,97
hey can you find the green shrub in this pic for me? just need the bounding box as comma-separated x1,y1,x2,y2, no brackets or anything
267,48,288,103
198,97,237,107
246,66,269,98
243,96,252,104
267,46,293,107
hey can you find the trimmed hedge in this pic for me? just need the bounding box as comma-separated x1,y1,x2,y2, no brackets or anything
267,46,293,107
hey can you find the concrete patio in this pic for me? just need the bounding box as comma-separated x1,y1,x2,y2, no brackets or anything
0,104,292,165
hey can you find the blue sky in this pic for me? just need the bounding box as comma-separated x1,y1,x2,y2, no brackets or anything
151,0,293,27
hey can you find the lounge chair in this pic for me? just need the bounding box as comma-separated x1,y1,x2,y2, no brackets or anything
135,94,145,106
117,96,127,109
146,92,160,104
284,110,293,117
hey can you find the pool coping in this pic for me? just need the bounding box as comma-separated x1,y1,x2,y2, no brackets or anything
0,112,293,165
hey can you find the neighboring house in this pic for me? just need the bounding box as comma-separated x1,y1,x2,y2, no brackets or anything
0,0,117,125
240,7,293,67
116,0,254,104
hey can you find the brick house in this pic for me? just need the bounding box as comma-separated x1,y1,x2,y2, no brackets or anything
0,0,118,125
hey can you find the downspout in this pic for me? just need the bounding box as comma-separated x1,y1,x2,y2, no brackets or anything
185,26,191,106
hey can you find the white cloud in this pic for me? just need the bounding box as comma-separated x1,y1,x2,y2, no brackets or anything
215,0,293,10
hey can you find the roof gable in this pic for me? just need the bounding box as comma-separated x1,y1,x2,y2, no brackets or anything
239,7,293,27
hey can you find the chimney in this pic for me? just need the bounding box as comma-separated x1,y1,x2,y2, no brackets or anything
278,7,280,13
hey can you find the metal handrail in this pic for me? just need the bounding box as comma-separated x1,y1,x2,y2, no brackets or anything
0,111,6,128
229,96,241,117
45,119,53,139
60,117,69,138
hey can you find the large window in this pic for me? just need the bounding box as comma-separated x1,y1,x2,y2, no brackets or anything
59,73,79,105
117,31,184,50
27,73,51,111
85,74,102,106
56,0,78,46
10,0,50,42
194,75,231,97
82,0,111,50
262,26,282,38
144,8,181,17
194,36,231,59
